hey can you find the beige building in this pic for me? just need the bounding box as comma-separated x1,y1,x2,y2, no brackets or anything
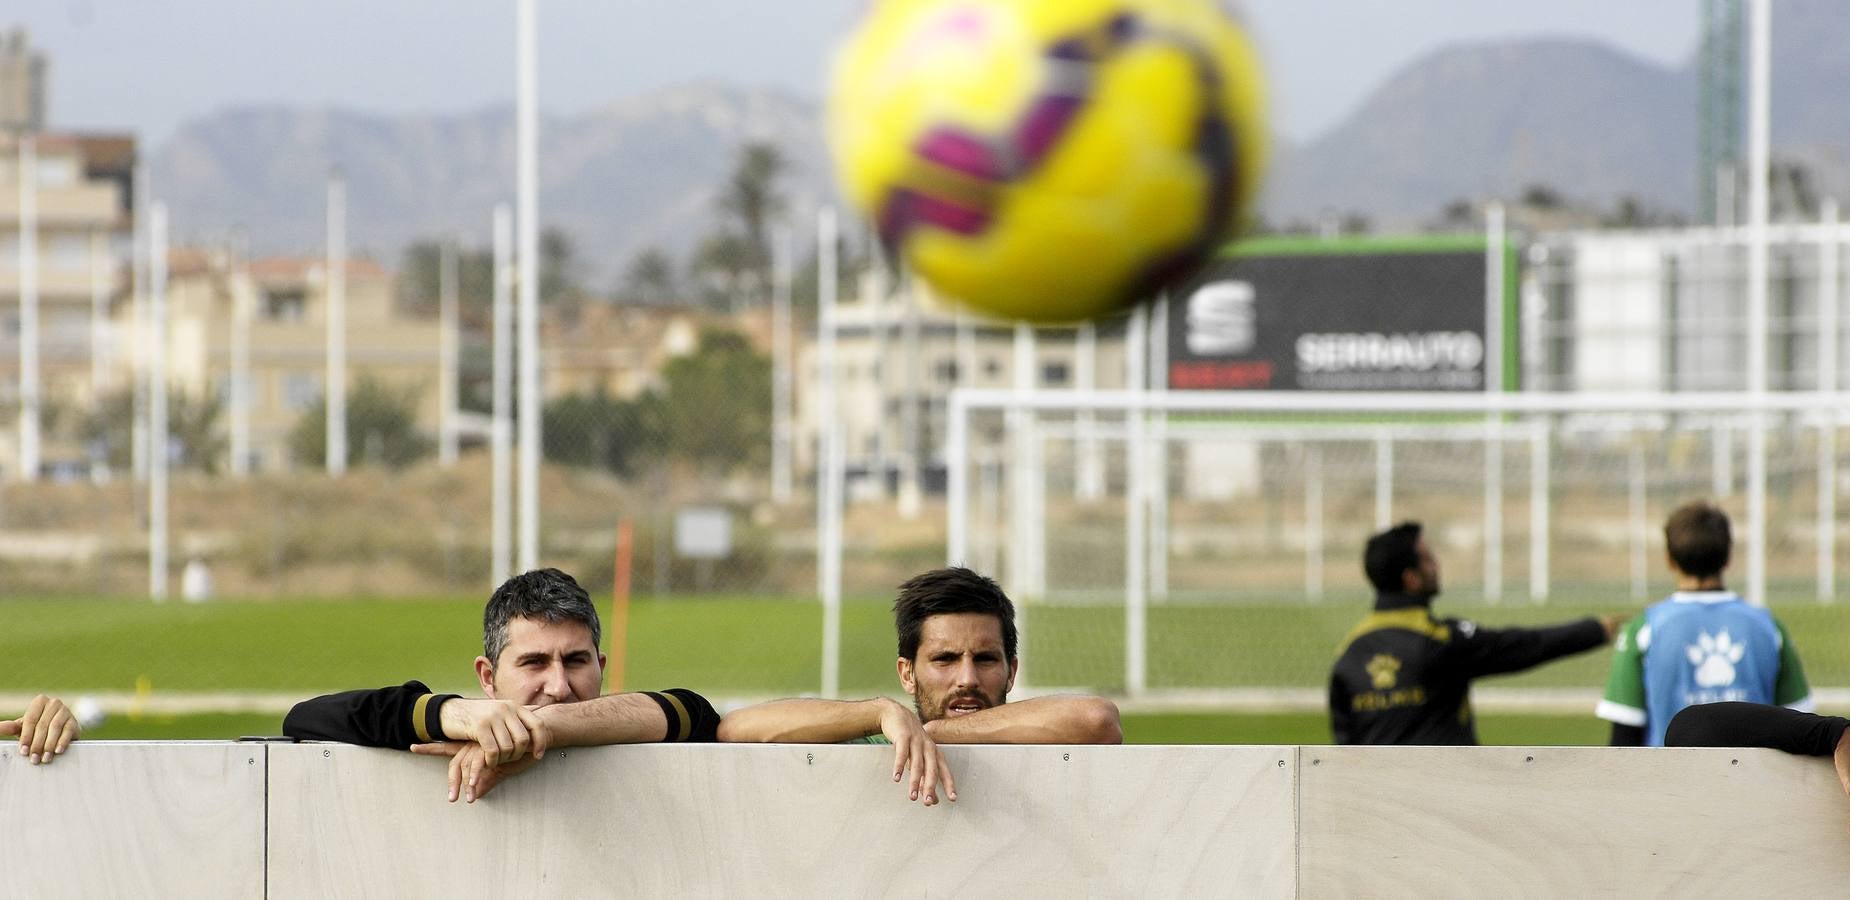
0,131,134,478
143,250,442,473
542,302,703,400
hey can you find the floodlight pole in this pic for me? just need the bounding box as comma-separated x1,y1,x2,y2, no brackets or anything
817,208,843,699
1818,199,1840,602
230,230,252,477
131,162,150,482
149,202,170,601
438,237,459,467
1483,201,1506,603
18,136,39,482
492,204,514,586
89,229,109,412
325,169,348,476
1745,0,1770,606
516,0,541,571
771,223,794,505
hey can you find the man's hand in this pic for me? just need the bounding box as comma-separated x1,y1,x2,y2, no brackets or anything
876,698,955,806
1,694,79,765
411,740,541,803
437,698,550,766
1598,614,1629,642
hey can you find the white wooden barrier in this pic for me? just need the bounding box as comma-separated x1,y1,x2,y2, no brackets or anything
7,743,1850,898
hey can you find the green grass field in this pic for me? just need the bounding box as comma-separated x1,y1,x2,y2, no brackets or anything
6,594,1845,745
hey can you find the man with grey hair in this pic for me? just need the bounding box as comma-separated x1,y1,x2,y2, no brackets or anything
285,568,717,802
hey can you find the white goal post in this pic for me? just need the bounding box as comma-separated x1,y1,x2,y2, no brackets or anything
946,387,1848,696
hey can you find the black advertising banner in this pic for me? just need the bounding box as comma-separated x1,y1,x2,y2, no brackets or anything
1166,239,1499,391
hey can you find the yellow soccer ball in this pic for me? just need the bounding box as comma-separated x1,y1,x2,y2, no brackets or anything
828,0,1267,323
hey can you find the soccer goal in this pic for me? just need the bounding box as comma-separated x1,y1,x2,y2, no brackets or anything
945,387,1849,699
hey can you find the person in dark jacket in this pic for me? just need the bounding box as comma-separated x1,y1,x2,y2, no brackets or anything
1328,521,1624,745
284,568,717,802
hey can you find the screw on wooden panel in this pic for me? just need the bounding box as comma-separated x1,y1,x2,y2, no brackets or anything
323,749,331,758
1062,753,1070,762
1731,759,1740,766
248,758,255,765
806,753,814,766
1277,759,1286,768
557,751,567,759
1524,756,1534,763
1311,759,1321,766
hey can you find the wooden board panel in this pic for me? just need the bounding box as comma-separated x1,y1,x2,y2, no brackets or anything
1299,746,1850,897
266,743,1297,898
0,741,264,898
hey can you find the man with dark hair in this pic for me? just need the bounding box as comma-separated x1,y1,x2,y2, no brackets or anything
1597,501,1812,746
1329,521,1623,745
285,568,719,802
718,567,1121,805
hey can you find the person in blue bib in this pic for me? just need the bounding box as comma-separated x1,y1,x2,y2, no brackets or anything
1597,500,1813,747
718,567,1122,807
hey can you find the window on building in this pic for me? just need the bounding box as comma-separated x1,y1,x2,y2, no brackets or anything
1041,361,1070,386
265,288,307,322
281,372,320,411
50,233,88,272
933,359,959,383
36,158,80,188
983,357,1002,378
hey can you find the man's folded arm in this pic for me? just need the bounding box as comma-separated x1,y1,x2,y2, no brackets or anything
1665,702,1850,756
539,688,720,746
924,695,1122,745
283,681,460,749
716,698,898,743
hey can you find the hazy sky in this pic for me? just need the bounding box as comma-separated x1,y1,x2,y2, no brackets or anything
14,1,1701,146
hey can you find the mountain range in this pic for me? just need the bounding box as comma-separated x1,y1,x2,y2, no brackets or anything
150,0,1850,281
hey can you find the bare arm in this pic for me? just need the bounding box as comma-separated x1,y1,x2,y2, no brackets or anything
536,692,668,746
718,697,954,805
717,698,895,743
923,695,1122,745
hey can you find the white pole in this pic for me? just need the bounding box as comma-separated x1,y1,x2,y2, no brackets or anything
817,208,843,698
947,390,969,566
1124,305,1148,696
1149,296,1170,601
771,223,794,505
516,0,541,572
89,229,108,406
18,136,39,482
325,170,348,476
1745,0,1771,606
1374,430,1393,529
1530,420,1551,603
1629,443,1647,601
1075,320,1103,500
438,238,459,467
230,233,252,477
492,204,514,586
131,162,149,483
1483,202,1506,603
1818,199,1839,602
898,274,924,520
149,202,170,601
1305,444,1324,602
867,244,889,498
1713,423,1734,497
1009,322,1034,599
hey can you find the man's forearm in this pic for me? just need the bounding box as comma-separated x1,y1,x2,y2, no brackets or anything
540,689,720,746
716,698,891,743
924,695,1122,745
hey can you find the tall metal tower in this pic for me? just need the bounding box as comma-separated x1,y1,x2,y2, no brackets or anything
1699,0,1744,225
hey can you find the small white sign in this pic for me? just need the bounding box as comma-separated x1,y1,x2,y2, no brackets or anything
674,507,732,560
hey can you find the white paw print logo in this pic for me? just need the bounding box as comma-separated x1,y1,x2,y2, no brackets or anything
1687,630,1746,688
